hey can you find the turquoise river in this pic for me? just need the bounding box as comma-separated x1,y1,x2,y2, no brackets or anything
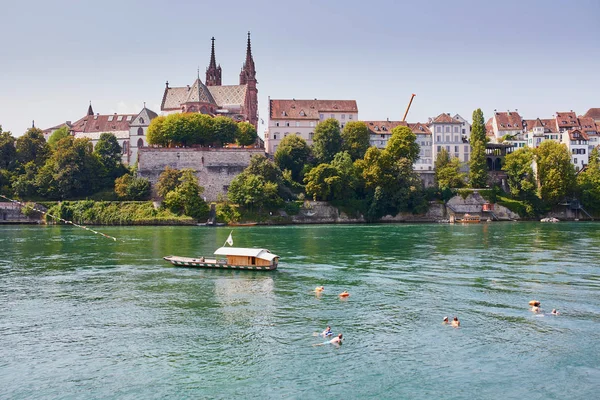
1,223,599,399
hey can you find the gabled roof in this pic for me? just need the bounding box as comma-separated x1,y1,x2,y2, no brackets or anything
583,108,600,121
161,87,190,110
523,118,558,133
270,99,358,120
568,129,589,141
208,85,247,108
72,113,136,133
556,111,578,128
431,113,462,124
577,117,597,132
493,111,523,131
213,247,278,261
409,122,432,135
42,121,72,135
184,78,217,105
130,107,158,127
362,120,408,135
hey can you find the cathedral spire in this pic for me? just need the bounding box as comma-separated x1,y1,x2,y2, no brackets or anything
87,101,94,116
205,36,222,86
240,31,256,84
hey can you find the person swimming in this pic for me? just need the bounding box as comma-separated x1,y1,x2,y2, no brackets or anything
321,326,332,337
314,286,324,293
551,309,559,315
442,316,449,324
531,305,541,313
330,333,343,345
451,316,460,327
339,291,350,298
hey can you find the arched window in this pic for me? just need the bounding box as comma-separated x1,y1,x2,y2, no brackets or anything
137,127,144,136
137,138,144,148
123,141,129,154
200,106,208,114
140,118,145,124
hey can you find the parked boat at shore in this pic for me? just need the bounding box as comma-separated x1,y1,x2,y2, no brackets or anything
228,222,258,226
460,214,481,224
541,217,560,223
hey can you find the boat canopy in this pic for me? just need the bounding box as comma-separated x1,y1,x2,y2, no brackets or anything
213,247,279,261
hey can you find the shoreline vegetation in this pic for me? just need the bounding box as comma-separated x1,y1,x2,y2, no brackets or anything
2,109,599,226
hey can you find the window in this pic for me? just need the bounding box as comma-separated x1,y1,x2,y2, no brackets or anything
310,121,315,127
285,122,290,127
108,115,114,122
454,126,459,133
300,110,306,116
341,114,345,120
463,154,468,162
445,126,450,133
320,114,324,120
574,158,578,164
454,136,458,142
437,136,441,142
137,138,144,148
276,122,280,127
437,146,441,152
295,122,300,127
464,145,469,153
349,114,353,120
117,115,124,122
140,117,144,124
446,136,450,142
122,141,128,154
137,127,144,136
273,134,277,140
309,132,314,140
127,115,133,122
455,146,459,153
381,134,385,139
436,126,441,133
446,146,450,152
330,114,334,119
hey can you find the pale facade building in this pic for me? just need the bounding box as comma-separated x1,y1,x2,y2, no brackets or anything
128,107,158,165
453,114,472,139
489,110,525,148
265,99,358,154
363,120,406,149
430,113,470,163
522,118,559,148
562,129,589,170
410,122,433,170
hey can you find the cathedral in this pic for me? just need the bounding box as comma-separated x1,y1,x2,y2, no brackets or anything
160,33,258,128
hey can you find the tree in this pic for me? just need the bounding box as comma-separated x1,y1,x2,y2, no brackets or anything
434,148,465,190
341,121,370,161
212,116,238,146
577,147,600,213
246,154,283,183
236,121,257,147
304,163,341,201
227,172,281,211
274,134,311,182
0,127,17,170
469,140,488,188
503,147,536,200
469,108,488,188
312,118,342,164
114,174,151,200
535,141,576,204
163,169,209,219
386,125,420,163
147,115,167,146
94,133,125,185
12,161,38,198
48,126,70,149
16,127,49,167
156,166,184,198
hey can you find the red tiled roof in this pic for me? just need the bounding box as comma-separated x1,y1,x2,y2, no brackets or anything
72,113,136,133
583,108,600,121
493,111,523,131
568,129,589,141
523,118,558,133
485,118,494,137
362,120,408,135
577,117,597,132
431,113,462,124
408,122,432,135
555,111,578,128
270,99,358,120
42,121,72,135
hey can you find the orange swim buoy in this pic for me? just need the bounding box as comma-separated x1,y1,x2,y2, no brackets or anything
339,291,350,298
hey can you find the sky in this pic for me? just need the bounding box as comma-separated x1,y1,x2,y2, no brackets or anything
1,0,599,137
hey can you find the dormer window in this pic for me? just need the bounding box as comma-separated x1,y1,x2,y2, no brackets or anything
375,126,379,131
282,111,287,116
117,115,123,122
382,126,387,131
300,110,306,116
108,115,114,122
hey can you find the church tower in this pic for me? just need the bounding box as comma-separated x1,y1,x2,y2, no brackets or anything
205,37,222,86
240,32,258,127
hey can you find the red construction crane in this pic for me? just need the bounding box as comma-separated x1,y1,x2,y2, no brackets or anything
402,93,416,122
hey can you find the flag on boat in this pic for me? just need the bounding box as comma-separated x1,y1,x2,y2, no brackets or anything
226,232,233,246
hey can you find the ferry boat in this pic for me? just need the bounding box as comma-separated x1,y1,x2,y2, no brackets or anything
460,214,481,224
164,247,279,271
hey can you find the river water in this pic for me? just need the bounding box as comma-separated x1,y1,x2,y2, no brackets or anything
1,223,599,399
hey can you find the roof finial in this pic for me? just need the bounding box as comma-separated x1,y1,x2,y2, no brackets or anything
87,101,94,116
32,120,35,128
143,101,146,109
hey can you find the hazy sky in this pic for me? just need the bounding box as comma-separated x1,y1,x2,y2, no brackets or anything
1,0,599,136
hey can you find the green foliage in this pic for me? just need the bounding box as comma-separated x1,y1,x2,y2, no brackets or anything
16,127,50,167
341,121,370,161
0,168,13,196
94,132,126,185
216,201,241,223
246,154,283,183
283,201,302,215
212,116,238,146
536,141,576,204
146,113,217,147
434,148,465,190
577,147,600,212
0,127,17,170
503,148,536,200
227,172,281,211
156,166,183,198
304,163,341,201
496,196,535,218
471,108,486,143
386,125,420,163
146,115,167,146
114,174,151,200
312,118,342,164
160,169,209,220
236,121,257,147
47,126,70,149
45,200,194,225
469,139,488,188
274,134,311,182
12,161,38,198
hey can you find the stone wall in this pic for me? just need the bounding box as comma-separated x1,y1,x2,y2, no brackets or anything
0,202,44,224
137,147,265,201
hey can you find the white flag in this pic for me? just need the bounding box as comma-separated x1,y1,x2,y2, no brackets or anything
226,233,233,246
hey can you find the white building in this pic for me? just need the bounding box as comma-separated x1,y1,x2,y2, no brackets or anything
453,114,472,139
265,99,358,154
410,122,433,170
523,118,559,148
430,113,470,163
363,120,406,149
128,107,158,165
489,110,526,148
562,129,589,171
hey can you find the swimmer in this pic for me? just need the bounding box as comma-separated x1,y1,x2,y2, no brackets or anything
339,291,350,298
551,309,559,315
321,326,332,337
529,300,541,307
451,316,460,328
442,316,449,325
531,305,541,313
314,286,324,293
313,333,343,346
